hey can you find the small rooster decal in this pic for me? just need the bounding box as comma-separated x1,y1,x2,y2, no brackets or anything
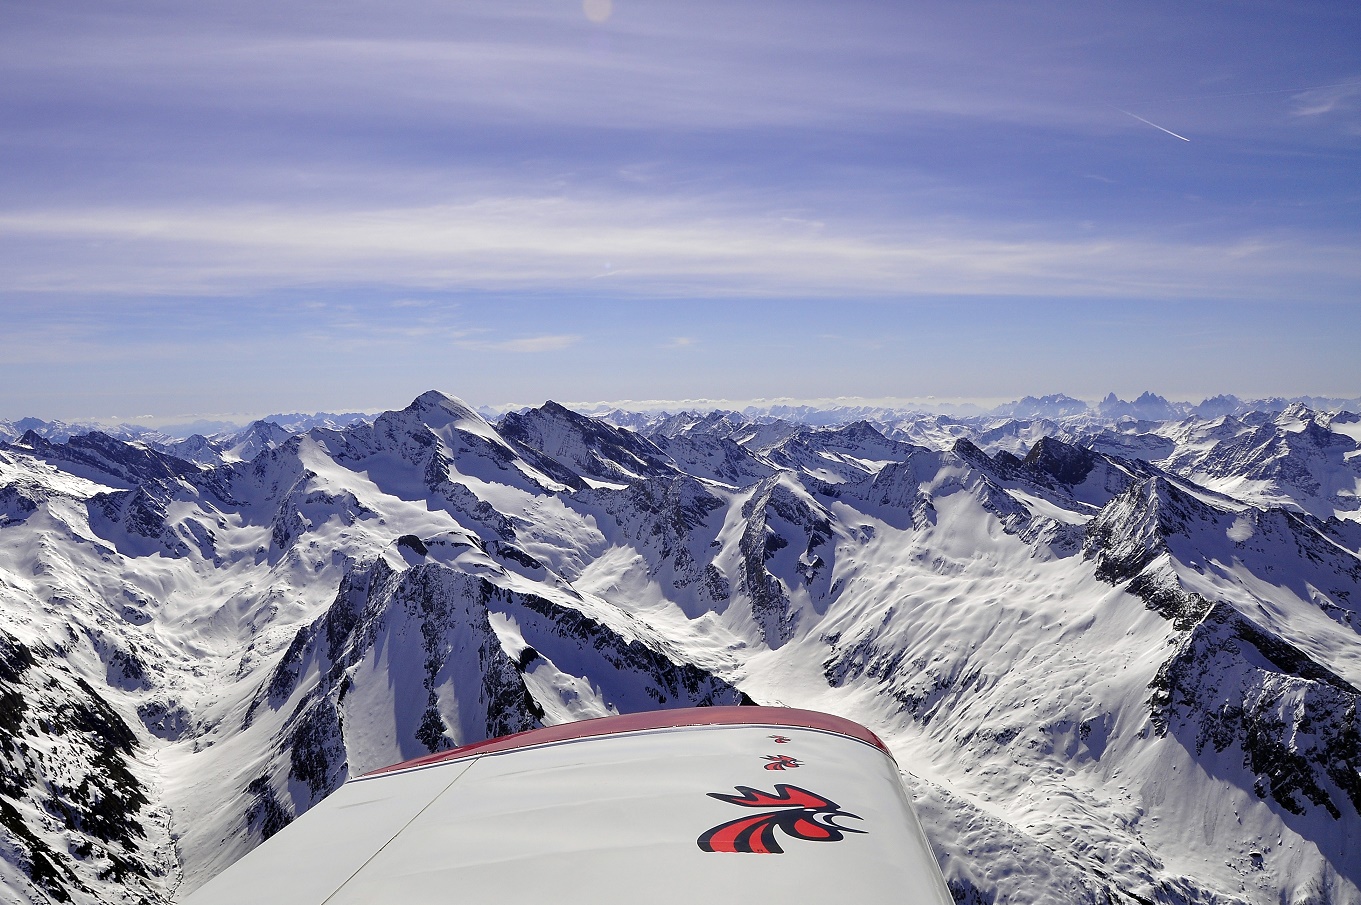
697,784,864,854
762,754,802,771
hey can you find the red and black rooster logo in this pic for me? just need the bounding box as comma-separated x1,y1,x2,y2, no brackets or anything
697,784,864,854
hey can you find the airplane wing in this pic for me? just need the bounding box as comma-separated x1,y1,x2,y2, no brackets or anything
180,706,953,904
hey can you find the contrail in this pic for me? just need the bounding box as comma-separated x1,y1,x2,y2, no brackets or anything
1115,108,1190,142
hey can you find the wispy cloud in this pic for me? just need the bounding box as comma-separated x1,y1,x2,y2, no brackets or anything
1,196,1356,302
0,6,1110,137
460,334,581,353
1290,78,1361,117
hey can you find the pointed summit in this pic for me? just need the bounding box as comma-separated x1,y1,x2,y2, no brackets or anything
1022,435,1098,486
408,390,487,430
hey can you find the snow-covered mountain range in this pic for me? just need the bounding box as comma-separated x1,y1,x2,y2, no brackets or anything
1,391,1359,904
0,413,374,465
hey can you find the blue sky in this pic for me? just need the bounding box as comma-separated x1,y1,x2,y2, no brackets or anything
2,0,1359,421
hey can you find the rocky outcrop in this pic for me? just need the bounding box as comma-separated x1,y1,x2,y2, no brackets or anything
736,478,836,646
580,474,726,592
0,631,164,905
1083,477,1212,586
499,401,675,485
1152,602,1361,820
239,545,747,840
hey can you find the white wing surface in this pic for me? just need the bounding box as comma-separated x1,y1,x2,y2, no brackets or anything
181,707,952,905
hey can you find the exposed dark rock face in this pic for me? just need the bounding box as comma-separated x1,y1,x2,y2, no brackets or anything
11,431,198,489
0,483,39,525
0,631,160,905
1152,601,1361,820
396,533,429,556
137,699,191,741
92,485,190,556
737,478,835,646
763,421,917,478
441,483,517,542
11,431,239,514
960,435,1152,513
499,401,676,485
649,433,774,486
240,555,545,836
851,445,1030,537
1083,477,1211,587
165,419,293,467
238,547,746,839
505,587,747,708
1078,475,1215,628
270,479,374,553
1192,416,1354,492
950,437,999,473
287,696,347,799
580,474,726,593
1149,407,1361,521
310,392,584,495
244,777,289,842
822,620,985,725
948,877,998,905
1084,475,1361,629
1023,436,1098,486
1079,470,1361,827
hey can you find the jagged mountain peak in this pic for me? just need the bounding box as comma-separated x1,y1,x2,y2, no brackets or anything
949,434,1146,514
222,420,294,462
644,409,749,441
755,420,924,484
1098,391,1185,421
1192,394,1244,419
536,399,576,417
947,436,996,474
237,419,292,443
1021,435,1098,485
1107,474,1220,530
1082,475,1225,585
10,428,201,490
406,390,489,432
991,393,1090,419
1277,401,1316,424
821,419,890,442
498,400,675,486
1274,409,1354,449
